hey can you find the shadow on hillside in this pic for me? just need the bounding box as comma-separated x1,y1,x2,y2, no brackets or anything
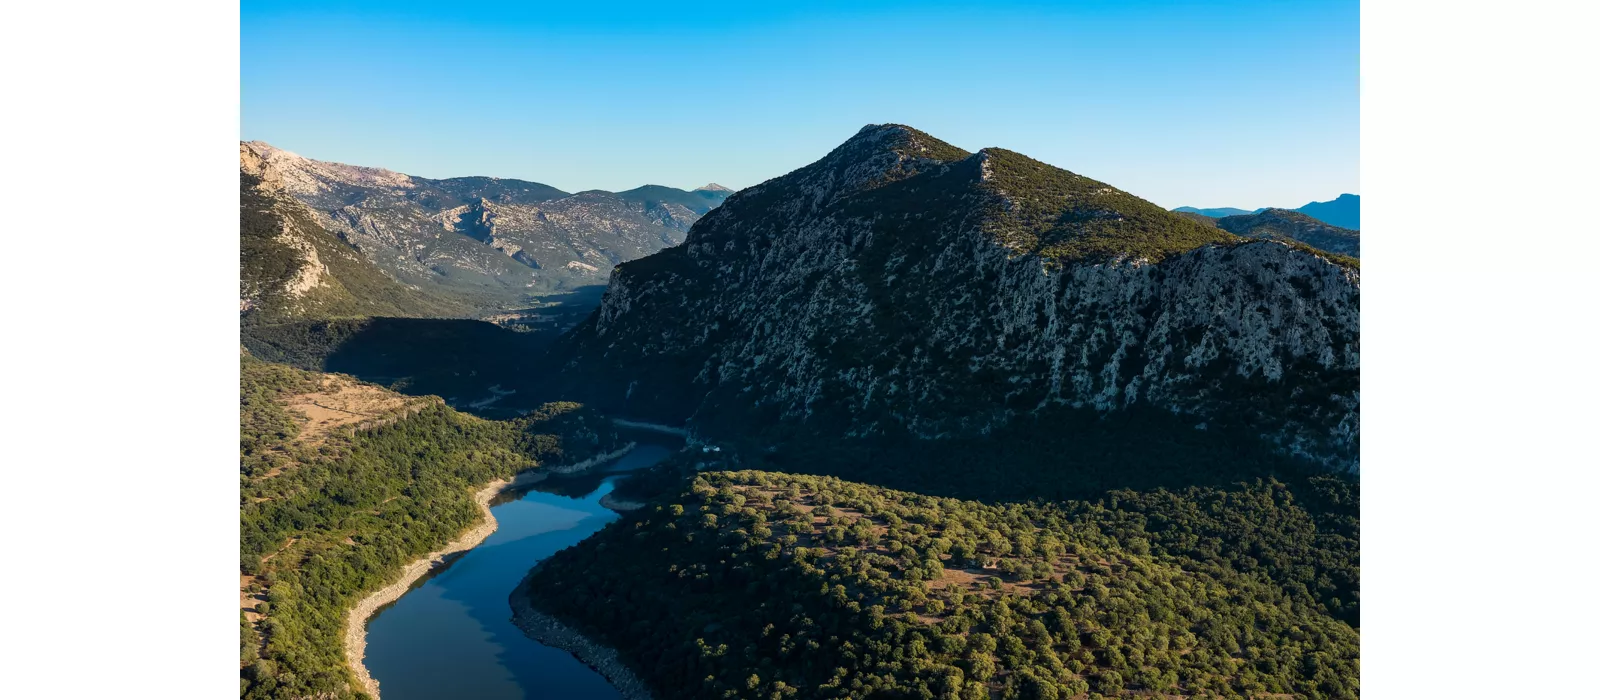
482,285,607,337
240,317,547,417
239,287,609,418
734,405,1355,511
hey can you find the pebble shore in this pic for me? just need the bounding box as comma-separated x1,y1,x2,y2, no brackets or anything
509,571,655,700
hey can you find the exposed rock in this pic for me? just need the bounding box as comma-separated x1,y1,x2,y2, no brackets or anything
240,170,466,321
509,578,654,700
546,125,1360,471
239,142,733,310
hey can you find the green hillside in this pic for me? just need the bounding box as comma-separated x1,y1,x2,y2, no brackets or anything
523,468,1358,699
238,355,622,699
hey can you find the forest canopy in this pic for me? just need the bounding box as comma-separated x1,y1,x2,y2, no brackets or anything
524,468,1359,700
239,356,620,699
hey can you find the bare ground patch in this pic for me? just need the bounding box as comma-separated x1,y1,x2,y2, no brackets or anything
284,376,428,446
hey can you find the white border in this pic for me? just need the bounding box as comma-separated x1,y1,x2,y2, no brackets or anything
4,1,1599,696
1,0,239,696
1365,0,1599,697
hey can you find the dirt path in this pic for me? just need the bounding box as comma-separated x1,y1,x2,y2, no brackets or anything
342,443,636,699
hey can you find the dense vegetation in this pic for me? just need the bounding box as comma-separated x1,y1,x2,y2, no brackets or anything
756,408,1356,616
239,355,620,698
526,469,1358,699
976,148,1240,264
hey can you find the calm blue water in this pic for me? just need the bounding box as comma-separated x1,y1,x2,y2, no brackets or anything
364,444,673,700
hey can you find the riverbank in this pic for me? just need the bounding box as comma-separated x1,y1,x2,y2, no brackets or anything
342,442,637,699
509,572,654,700
598,492,648,511
611,417,691,438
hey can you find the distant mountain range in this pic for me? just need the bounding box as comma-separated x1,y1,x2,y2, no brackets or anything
1174,193,1360,229
239,141,732,317
1173,206,1255,218
1214,209,1359,258
1176,208,1360,258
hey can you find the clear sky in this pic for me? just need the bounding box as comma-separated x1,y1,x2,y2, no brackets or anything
242,1,1357,209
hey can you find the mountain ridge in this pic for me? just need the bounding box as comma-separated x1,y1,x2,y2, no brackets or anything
1172,193,1360,230
239,170,469,322
544,124,1360,471
240,141,733,312
1214,208,1360,258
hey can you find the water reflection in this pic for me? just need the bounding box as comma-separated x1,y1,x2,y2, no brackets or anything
363,444,674,700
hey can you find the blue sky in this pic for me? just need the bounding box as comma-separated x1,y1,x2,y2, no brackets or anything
242,1,1357,209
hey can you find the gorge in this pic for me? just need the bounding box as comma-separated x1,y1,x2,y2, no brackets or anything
240,124,1360,700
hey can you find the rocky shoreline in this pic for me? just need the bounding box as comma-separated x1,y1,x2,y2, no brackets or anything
598,492,648,511
611,417,691,438
342,442,637,699
509,571,654,700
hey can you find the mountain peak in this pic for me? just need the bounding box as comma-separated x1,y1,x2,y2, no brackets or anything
694,183,734,193
753,124,970,207
549,127,1360,471
842,123,969,161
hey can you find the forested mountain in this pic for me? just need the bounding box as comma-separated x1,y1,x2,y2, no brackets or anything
1214,209,1361,258
238,354,623,699
542,124,1360,471
522,467,1359,699
240,141,732,311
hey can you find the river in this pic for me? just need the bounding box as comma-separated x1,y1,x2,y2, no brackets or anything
362,443,674,699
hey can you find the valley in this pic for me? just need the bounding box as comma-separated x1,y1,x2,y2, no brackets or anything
359,444,675,700
238,355,633,698
240,141,731,314
239,124,1360,700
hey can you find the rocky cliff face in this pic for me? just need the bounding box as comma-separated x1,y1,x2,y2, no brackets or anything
548,125,1360,470
240,170,467,322
239,142,730,311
